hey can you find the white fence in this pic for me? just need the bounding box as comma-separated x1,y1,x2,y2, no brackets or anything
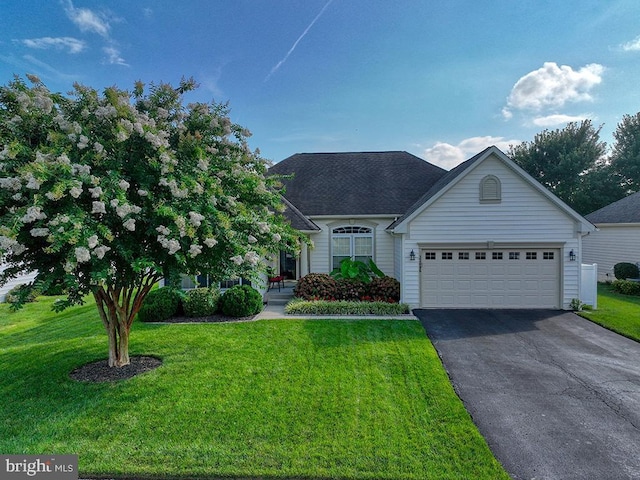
580,263,598,309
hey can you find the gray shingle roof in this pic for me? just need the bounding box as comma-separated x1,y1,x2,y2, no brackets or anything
280,196,321,231
268,151,446,216
387,147,489,229
585,191,640,224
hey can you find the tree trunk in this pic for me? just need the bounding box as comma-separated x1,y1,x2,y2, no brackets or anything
93,274,160,368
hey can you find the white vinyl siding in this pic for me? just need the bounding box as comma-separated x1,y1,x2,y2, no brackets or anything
582,224,640,281
306,218,396,276
403,155,581,309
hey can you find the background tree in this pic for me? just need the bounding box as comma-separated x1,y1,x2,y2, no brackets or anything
610,112,640,193
507,120,617,214
0,75,299,367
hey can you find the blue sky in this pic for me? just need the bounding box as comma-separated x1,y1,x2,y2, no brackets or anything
1,1,640,169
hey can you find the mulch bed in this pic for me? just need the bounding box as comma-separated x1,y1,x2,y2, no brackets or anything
70,355,163,383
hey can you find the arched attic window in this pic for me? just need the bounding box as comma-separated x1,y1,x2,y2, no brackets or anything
480,175,501,203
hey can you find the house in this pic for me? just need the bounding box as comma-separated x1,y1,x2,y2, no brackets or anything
269,146,594,309
582,191,640,281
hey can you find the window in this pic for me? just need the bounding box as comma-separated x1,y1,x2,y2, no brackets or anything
458,252,469,260
543,251,555,260
442,252,453,260
331,226,373,269
480,175,501,202
492,252,503,260
526,252,537,260
425,252,436,260
509,252,520,260
475,252,486,260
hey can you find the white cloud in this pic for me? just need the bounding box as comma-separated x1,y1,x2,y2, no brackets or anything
621,35,640,52
19,37,86,54
102,46,128,66
532,113,592,127
63,0,110,37
423,136,521,170
503,62,604,118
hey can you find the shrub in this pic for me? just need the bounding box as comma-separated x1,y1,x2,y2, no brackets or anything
294,273,338,300
138,287,184,322
5,284,40,310
220,285,263,317
611,279,640,296
367,276,401,302
335,278,367,301
183,287,220,317
613,262,640,280
284,299,410,316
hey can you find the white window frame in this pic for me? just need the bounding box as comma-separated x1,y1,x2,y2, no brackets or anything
331,225,374,270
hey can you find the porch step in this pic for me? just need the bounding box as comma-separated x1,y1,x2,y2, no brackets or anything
266,290,294,306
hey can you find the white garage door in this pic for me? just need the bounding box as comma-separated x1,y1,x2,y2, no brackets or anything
420,248,561,308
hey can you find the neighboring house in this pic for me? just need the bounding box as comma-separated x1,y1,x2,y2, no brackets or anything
269,146,594,309
583,191,640,281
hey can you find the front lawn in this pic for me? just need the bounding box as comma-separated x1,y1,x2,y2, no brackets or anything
0,296,509,480
578,283,640,342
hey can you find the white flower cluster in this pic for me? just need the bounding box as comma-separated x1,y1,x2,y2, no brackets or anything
118,179,130,190
92,201,106,214
204,237,218,247
21,206,47,223
188,211,204,227
115,203,141,218
88,186,103,198
0,235,25,255
32,89,53,114
244,251,260,266
158,177,188,198
248,235,257,244
159,152,178,174
71,164,91,176
157,235,181,255
69,182,83,198
94,105,117,119
258,222,270,234
123,219,136,231
75,246,91,263
230,255,243,265
197,158,209,171
0,177,21,191
30,228,49,237
77,135,89,150
272,233,282,242
25,174,41,190
188,244,202,258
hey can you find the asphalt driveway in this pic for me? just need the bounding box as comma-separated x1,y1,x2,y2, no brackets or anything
414,309,640,480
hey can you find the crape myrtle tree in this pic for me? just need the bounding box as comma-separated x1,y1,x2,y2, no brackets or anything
0,75,300,367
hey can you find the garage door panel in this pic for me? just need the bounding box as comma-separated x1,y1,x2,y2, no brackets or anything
421,248,560,309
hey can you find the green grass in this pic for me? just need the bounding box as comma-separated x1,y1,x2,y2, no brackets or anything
578,283,640,342
0,296,509,480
